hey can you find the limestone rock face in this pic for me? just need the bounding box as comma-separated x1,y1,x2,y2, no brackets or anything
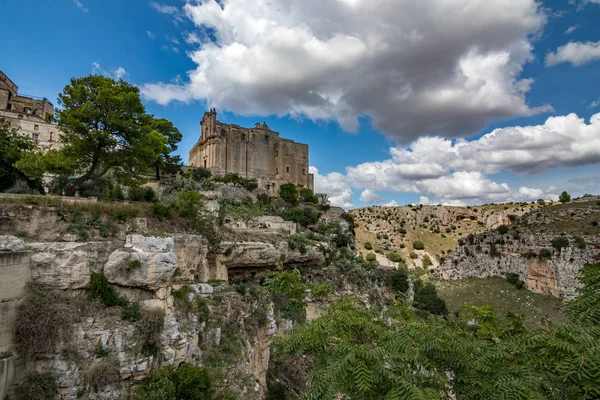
27,241,116,289
0,235,26,252
217,241,323,269
104,235,178,290
439,233,600,299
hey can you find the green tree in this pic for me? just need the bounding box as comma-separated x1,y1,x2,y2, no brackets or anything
149,117,182,180
278,264,600,399
559,191,571,203
0,118,44,193
279,182,299,204
299,187,318,203
50,75,167,195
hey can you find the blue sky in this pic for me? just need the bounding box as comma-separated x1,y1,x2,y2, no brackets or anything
1,0,599,208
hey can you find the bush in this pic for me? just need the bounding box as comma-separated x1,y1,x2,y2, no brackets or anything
412,240,425,250
85,355,120,390
128,186,157,202
366,253,377,263
537,199,545,205
98,220,118,238
5,180,40,195
135,367,177,400
422,254,433,268
363,242,373,250
497,225,509,234
551,236,570,251
410,252,418,259
192,167,212,182
386,252,403,263
413,280,448,315
14,284,75,359
299,187,318,203
538,248,552,259
574,236,586,249
136,363,213,400
280,206,320,227
507,273,525,289
387,268,409,294
173,362,214,400
135,308,165,356
13,372,57,400
88,273,127,307
121,301,141,321
279,182,299,204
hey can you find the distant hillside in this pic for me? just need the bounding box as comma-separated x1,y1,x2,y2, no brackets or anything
350,202,540,268
440,200,600,299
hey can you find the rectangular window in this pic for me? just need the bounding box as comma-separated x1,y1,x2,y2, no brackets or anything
34,124,39,131
286,166,290,173
302,168,305,175
276,168,279,174
264,135,269,144
204,160,207,168
241,134,246,142
32,133,39,141
6,104,11,110
221,129,226,137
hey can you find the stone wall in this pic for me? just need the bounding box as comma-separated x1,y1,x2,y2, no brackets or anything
0,239,31,399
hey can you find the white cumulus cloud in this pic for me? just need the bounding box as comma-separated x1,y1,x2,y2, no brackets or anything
311,112,600,207
141,0,550,143
546,41,600,67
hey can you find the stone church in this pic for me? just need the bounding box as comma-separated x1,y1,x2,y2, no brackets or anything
189,109,314,194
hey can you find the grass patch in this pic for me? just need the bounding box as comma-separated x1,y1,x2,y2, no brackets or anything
435,277,564,329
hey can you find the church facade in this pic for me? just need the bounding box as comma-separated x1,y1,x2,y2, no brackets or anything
189,109,314,193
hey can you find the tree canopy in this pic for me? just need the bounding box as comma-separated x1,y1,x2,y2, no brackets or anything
48,75,179,195
278,263,600,399
0,118,44,193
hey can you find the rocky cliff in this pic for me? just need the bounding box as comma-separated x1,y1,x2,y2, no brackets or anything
0,196,332,400
438,201,600,299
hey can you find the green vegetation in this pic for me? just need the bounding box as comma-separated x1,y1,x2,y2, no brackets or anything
299,187,318,203
422,254,432,268
365,253,377,263
363,241,373,250
551,236,570,251
85,355,120,391
0,118,43,193
279,182,299,204
13,372,57,400
213,173,258,191
385,251,403,263
14,284,75,359
128,186,158,202
280,205,320,227
507,273,525,289
278,264,600,399
136,363,213,400
88,273,127,307
386,268,409,294
559,191,571,203
38,75,182,195
412,240,425,250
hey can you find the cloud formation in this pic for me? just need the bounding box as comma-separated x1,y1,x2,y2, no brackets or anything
92,62,127,80
546,41,600,66
73,0,88,13
312,113,600,206
141,0,550,143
